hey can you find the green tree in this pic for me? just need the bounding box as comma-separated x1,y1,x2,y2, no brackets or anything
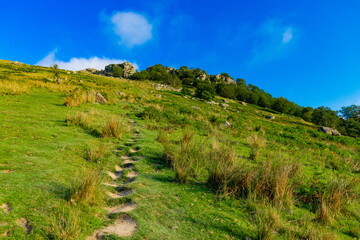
52,64,60,79
236,78,246,87
339,105,360,120
312,106,339,128
201,90,212,101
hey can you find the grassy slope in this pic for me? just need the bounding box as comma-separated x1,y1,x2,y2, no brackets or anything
0,60,359,239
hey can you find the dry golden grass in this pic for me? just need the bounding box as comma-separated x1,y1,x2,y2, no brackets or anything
46,206,81,240
66,111,93,130
67,169,103,205
101,117,130,139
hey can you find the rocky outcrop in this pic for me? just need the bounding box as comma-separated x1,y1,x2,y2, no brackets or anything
318,126,341,136
196,72,207,81
84,68,100,74
104,62,137,78
214,74,235,84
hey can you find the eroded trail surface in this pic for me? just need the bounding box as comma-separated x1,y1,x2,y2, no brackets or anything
87,128,142,239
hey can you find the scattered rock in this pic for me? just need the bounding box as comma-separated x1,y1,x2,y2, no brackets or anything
95,92,107,103
118,91,126,96
224,121,232,127
266,115,275,120
318,126,341,136
191,106,201,110
220,103,229,109
240,101,247,106
1,170,13,173
84,68,100,74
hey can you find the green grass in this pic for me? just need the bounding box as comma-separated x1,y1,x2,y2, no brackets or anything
0,60,359,239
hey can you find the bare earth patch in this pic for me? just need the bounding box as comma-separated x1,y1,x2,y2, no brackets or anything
0,203,11,213
106,201,137,215
16,218,31,234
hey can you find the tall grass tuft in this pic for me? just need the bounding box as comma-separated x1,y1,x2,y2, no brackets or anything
66,111,93,130
64,91,96,107
253,158,300,208
86,144,106,163
316,177,358,223
67,168,103,205
156,130,170,145
101,117,129,139
46,205,81,240
247,134,266,160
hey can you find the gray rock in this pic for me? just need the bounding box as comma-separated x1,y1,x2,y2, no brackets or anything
84,68,99,74
224,121,232,127
104,62,137,78
318,126,341,136
220,103,229,109
266,115,275,120
191,106,201,110
240,101,247,106
95,92,107,103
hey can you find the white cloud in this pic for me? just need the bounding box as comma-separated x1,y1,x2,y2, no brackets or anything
250,19,297,64
282,28,293,44
111,12,152,47
36,50,138,71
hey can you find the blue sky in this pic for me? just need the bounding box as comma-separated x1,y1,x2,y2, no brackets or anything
1,0,360,110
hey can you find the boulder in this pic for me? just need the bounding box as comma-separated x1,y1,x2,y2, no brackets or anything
104,62,137,78
266,115,275,120
318,126,341,136
95,92,107,103
191,106,201,110
240,101,247,106
197,72,207,81
220,103,229,109
224,121,232,127
84,68,99,74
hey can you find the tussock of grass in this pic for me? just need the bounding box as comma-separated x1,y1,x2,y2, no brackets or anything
64,91,96,107
86,144,107,163
46,206,81,240
67,168,103,205
316,177,358,223
247,133,266,160
66,111,93,130
101,117,129,139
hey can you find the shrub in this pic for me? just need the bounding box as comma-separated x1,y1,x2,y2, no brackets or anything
181,87,192,96
201,90,212,101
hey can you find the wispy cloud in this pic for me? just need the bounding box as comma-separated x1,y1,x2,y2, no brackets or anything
110,12,153,47
36,49,138,71
282,27,293,44
250,19,297,64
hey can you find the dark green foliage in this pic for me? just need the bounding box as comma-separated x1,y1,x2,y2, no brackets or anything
181,87,192,96
340,105,360,120
131,70,150,80
52,64,60,79
112,66,123,78
195,82,215,100
201,90,212,101
312,106,339,128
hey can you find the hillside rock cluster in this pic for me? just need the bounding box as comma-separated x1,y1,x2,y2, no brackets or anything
83,62,236,84
318,126,341,136
84,62,137,78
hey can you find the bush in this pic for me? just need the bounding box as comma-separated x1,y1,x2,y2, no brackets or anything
201,90,212,101
181,87,192,95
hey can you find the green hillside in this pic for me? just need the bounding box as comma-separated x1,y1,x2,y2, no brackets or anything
0,60,359,239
